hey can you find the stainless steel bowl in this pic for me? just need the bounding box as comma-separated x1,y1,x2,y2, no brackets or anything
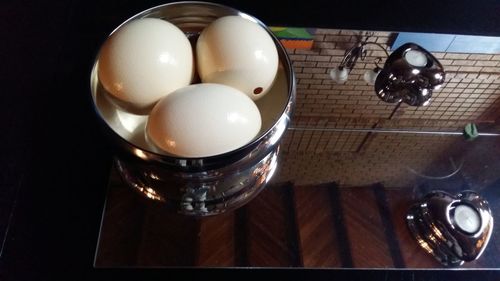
90,1,296,216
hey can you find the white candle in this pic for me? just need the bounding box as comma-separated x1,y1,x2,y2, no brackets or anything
404,50,428,67
454,204,481,234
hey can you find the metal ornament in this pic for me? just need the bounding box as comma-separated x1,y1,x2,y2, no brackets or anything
375,43,446,106
406,190,493,266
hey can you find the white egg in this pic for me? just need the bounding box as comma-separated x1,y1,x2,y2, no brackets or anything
146,83,262,157
196,16,279,101
98,18,194,114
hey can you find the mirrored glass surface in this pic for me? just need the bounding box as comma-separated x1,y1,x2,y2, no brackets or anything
94,27,500,269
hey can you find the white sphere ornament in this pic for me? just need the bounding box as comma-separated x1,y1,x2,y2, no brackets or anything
363,68,381,85
196,16,279,100
98,18,194,114
330,67,349,83
146,83,262,158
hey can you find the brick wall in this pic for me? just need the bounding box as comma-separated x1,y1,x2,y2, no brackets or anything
273,28,500,187
289,29,500,122
275,133,459,187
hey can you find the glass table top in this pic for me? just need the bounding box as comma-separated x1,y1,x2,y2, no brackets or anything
94,27,500,269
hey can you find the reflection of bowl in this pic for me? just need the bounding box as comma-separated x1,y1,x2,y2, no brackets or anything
89,2,295,216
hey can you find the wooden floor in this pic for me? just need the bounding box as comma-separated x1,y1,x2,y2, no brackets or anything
94,171,500,268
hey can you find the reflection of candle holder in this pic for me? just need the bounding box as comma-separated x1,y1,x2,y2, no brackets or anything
329,35,446,107
375,43,446,106
406,190,493,267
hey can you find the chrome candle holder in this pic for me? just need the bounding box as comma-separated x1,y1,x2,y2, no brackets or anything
406,190,493,267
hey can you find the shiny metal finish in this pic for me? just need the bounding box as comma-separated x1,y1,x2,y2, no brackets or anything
116,148,279,215
89,2,296,216
406,190,493,267
375,43,446,106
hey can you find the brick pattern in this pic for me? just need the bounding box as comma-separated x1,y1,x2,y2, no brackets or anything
288,29,500,121
274,28,500,187
275,132,459,187
281,129,367,153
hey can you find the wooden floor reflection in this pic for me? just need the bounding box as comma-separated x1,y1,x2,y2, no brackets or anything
95,167,500,268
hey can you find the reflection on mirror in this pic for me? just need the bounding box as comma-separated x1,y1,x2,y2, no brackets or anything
376,43,446,106
329,32,388,85
95,25,500,270
329,32,446,106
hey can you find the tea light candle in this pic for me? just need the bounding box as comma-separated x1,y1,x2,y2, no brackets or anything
404,50,428,67
454,204,481,234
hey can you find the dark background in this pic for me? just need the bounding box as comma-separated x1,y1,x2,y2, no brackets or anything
1,0,499,280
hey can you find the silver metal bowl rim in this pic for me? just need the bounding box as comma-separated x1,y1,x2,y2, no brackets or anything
89,1,296,163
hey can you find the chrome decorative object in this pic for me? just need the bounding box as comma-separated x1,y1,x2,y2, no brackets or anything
330,36,446,107
90,2,295,216
406,190,493,267
375,43,445,106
